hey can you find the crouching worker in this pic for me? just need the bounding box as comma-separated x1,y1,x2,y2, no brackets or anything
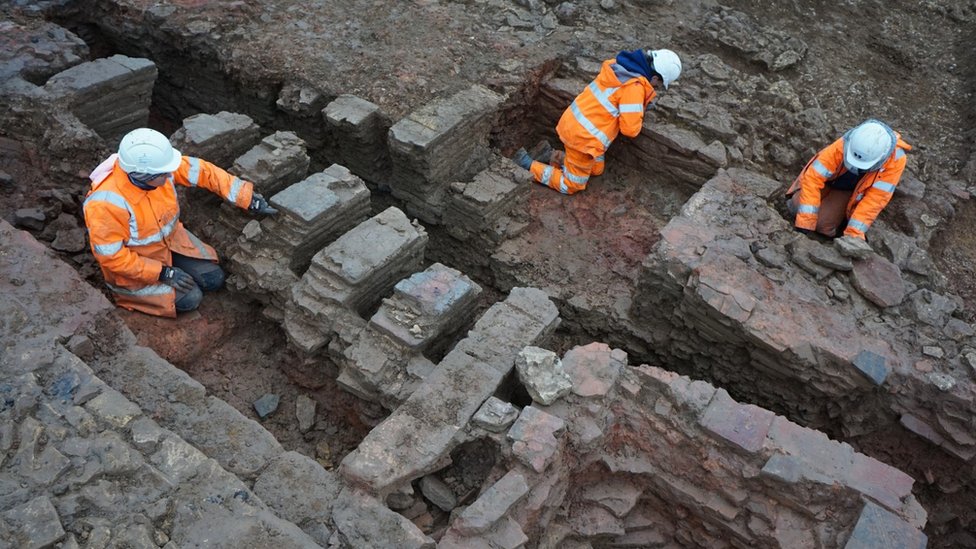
787,119,911,240
83,128,277,318
512,48,681,195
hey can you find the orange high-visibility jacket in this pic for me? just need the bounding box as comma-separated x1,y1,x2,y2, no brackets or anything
556,59,657,158
789,131,911,239
83,155,254,317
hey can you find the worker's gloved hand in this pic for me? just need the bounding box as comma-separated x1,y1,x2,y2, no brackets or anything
248,193,278,215
159,266,197,292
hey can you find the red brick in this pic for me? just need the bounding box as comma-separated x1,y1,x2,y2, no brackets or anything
699,389,774,453
765,417,853,481
844,501,927,549
845,454,914,510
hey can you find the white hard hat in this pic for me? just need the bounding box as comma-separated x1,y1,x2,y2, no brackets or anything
117,128,182,174
648,49,682,89
843,120,894,172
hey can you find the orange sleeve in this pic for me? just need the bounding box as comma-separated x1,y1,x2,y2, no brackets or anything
173,156,254,209
617,83,648,138
83,199,163,283
843,150,907,238
794,139,844,231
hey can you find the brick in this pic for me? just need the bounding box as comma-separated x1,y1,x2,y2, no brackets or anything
700,389,774,453
764,417,854,481
843,501,926,549
455,471,529,535
845,453,914,510
508,406,565,473
852,350,889,386
561,343,624,398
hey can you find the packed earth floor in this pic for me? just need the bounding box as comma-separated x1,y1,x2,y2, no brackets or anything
2,0,976,548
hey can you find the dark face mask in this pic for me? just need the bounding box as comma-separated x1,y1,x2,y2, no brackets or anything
128,172,167,190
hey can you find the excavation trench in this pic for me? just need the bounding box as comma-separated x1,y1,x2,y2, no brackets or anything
6,4,976,545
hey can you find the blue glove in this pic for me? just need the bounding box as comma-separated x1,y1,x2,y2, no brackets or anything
248,193,278,215
159,266,197,292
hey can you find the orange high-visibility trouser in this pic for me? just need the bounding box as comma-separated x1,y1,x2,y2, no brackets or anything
529,147,605,195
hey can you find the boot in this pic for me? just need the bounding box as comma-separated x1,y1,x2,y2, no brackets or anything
511,148,533,170
528,140,554,164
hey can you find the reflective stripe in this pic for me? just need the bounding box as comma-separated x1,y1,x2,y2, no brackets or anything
595,155,605,162
565,170,589,185
186,230,214,260
107,282,173,297
895,149,905,160
569,101,612,149
811,160,834,178
227,177,244,204
848,219,870,233
541,165,553,184
872,181,895,193
187,157,201,187
128,215,178,247
618,103,643,113
797,205,819,214
93,241,123,255
856,193,864,201
559,176,569,194
84,190,138,240
587,82,619,117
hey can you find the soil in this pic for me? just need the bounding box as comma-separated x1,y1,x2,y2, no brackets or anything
119,290,375,467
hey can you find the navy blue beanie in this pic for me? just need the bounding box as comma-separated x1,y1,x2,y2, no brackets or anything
615,49,655,80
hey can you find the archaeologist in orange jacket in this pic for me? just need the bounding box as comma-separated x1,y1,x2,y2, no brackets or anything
512,48,682,195
787,119,911,240
83,128,277,318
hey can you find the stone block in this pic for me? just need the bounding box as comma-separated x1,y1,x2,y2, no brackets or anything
231,131,310,197
570,504,626,538
454,471,529,535
85,388,141,428
561,342,625,398
845,453,914,510
472,397,520,433
809,244,853,271
388,85,503,207
765,416,854,481
323,94,392,183
1,495,65,549
253,451,341,529
370,263,481,352
420,475,457,512
339,357,503,492
295,206,427,316
515,346,572,405
760,454,835,486
332,488,435,549
851,255,905,308
44,55,156,140
700,389,774,453
169,111,260,168
508,406,565,473
843,501,926,549
851,350,889,386
581,478,643,518
641,123,707,156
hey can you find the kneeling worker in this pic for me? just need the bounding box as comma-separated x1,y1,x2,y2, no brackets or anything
787,119,911,240
83,128,277,318
512,48,682,195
